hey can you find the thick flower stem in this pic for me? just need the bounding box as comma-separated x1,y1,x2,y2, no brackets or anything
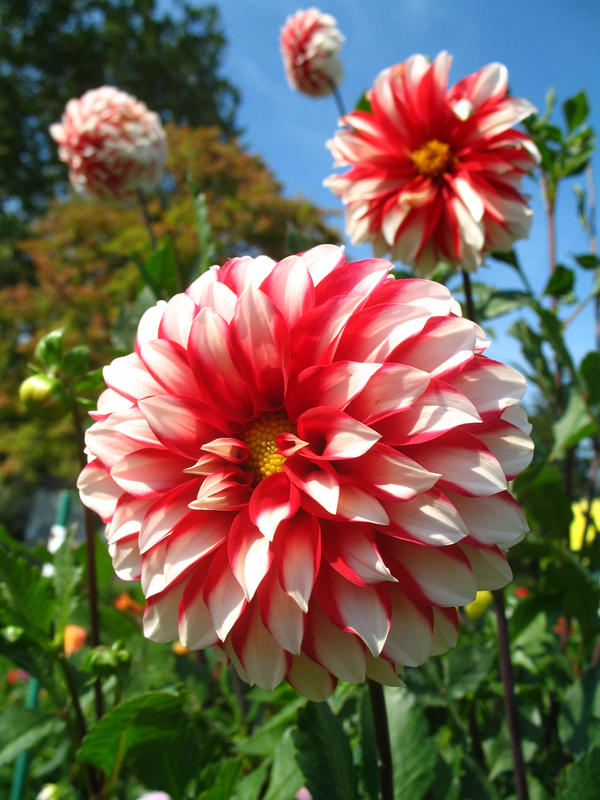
137,188,157,250
493,590,529,800
368,680,394,800
461,269,476,322
72,400,104,722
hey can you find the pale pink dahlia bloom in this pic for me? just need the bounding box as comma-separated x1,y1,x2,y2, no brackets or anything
50,86,167,199
78,245,533,700
280,8,344,97
325,52,540,274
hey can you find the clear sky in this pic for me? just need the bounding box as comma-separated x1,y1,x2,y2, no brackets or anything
210,0,599,374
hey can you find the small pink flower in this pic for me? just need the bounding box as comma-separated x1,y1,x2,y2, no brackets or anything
280,8,344,97
50,86,167,199
325,53,539,274
78,246,532,699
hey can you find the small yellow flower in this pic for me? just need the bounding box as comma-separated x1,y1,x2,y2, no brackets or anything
464,591,493,621
569,499,600,552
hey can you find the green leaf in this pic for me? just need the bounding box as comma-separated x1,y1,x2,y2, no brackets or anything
513,464,571,538
130,727,202,800
78,690,184,778
446,644,495,698
193,191,216,276
385,687,438,799
293,702,358,800
544,265,574,298
575,254,600,270
234,761,270,800
563,91,589,132
262,728,304,800
490,250,520,268
580,351,600,405
355,92,372,113
0,709,61,767
199,758,244,800
61,346,91,379
551,388,596,458
52,528,83,635
34,328,64,370
140,241,177,298
0,552,56,640
478,289,531,320
573,186,590,234
73,368,105,394
556,746,600,799
558,663,600,756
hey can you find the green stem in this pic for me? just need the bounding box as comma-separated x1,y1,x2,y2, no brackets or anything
368,680,394,800
461,269,476,322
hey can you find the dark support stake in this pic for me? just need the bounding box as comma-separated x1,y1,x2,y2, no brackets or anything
368,680,394,800
493,590,529,800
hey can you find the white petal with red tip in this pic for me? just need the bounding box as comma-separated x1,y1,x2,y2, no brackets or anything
325,526,395,584
337,484,390,525
301,244,345,285
297,407,381,459
249,474,300,541
430,607,458,656
179,571,219,650
285,361,381,418
285,458,340,515
276,514,320,612
346,364,430,423
260,255,314,327
444,490,528,548
389,540,476,606
139,339,198,398
203,549,246,640
260,576,305,654
143,581,187,643
103,353,164,401
385,490,468,546
452,359,526,416
109,535,141,581
77,461,121,522
477,423,534,479
286,653,336,702
459,543,512,589
306,605,366,682
136,301,166,349
383,591,433,666
111,449,191,498
340,446,439,501
158,293,196,348
228,513,272,601
365,653,402,686
233,606,288,690
395,316,478,376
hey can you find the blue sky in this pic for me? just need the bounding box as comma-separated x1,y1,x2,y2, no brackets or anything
210,0,599,375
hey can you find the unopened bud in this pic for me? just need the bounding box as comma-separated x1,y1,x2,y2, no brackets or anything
19,374,70,421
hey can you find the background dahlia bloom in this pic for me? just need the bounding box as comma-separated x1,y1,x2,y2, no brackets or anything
78,245,532,700
280,8,344,97
50,86,167,199
325,52,540,274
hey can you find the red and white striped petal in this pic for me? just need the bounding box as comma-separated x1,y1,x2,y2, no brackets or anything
285,360,381,419
249,473,300,541
138,395,223,459
275,512,321,612
139,339,199,398
429,607,459,656
323,524,396,585
297,407,381,459
260,254,315,327
77,460,121,522
477,421,534,479
202,546,246,641
338,444,439,501
259,572,305,654
230,603,289,690
314,566,391,656
304,604,367,682
109,534,141,581
286,653,336,702
138,484,198,553
179,565,219,650
157,293,196,348
345,363,430,424
405,433,507,496
384,488,468,546
285,456,341,515
103,352,164,401
111,449,192,498
135,301,166,351
393,316,479,376
382,590,433,667
386,539,477,606
365,653,402,686
228,510,272,601
444,490,528,548
459,543,512,589
143,580,187,643
106,495,153,545
451,357,526,419
190,468,252,511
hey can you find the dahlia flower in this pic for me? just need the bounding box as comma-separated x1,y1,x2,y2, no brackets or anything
325,52,540,274
78,245,532,700
280,8,344,97
50,86,167,199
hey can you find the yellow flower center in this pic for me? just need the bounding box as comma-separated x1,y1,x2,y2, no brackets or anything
244,412,292,481
409,139,454,178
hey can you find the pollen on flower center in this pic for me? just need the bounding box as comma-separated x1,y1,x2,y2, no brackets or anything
409,139,454,178
244,412,293,481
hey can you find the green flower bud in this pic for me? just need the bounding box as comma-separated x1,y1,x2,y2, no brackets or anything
19,374,70,421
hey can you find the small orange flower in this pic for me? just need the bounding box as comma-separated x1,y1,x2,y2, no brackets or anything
172,642,192,656
114,592,144,614
514,586,530,598
6,668,29,685
64,625,87,656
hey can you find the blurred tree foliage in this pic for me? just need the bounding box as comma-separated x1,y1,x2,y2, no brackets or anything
0,123,340,532
0,0,239,288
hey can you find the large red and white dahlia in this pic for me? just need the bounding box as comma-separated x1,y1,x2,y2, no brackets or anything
325,52,540,274
78,245,532,699
50,86,167,199
280,8,344,97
